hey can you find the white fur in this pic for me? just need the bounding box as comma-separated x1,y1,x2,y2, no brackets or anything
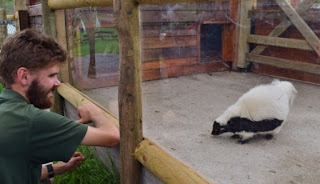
215,79,297,140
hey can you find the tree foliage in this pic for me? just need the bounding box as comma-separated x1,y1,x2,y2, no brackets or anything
0,0,14,15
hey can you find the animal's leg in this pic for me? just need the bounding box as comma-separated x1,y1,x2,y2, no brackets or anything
265,134,273,140
237,132,254,144
231,134,241,139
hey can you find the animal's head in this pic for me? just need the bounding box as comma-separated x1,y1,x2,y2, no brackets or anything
272,79,297,106
212,121,228,135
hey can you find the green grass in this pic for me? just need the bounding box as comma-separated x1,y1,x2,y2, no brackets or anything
0,83,3,94
72,27,119,57
54,146,119,184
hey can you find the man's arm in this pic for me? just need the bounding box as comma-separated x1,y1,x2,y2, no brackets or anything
41,152,85,181
76,104,120,147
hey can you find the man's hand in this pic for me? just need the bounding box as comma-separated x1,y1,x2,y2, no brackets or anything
55,152,85,174
76,104,103,124
41,152,85,181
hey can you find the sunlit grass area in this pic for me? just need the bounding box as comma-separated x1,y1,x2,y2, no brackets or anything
54,146,119,184
72,27,119,57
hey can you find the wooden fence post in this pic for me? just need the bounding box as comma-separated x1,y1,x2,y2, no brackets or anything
236,0,253,69
0,9,7,50
42,0,64,115
114,0,143,183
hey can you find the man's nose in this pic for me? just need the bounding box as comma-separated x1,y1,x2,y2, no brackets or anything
54,78,61,87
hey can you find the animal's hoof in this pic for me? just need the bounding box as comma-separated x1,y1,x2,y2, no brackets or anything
265,134,273,140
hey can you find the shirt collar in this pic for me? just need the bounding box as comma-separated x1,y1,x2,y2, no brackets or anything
0,88,29,103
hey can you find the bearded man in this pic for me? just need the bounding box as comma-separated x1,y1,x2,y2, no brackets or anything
0,29,120,184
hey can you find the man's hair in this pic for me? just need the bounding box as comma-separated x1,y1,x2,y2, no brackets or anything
0,28,67,87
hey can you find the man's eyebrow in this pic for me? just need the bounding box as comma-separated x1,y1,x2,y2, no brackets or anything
49,72,59,76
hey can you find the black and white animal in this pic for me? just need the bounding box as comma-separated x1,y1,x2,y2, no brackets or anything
211,79,297,143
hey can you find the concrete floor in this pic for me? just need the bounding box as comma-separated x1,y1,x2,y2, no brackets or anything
83,71,320,184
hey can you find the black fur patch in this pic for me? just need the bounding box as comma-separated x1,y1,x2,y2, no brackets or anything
223,117,283,133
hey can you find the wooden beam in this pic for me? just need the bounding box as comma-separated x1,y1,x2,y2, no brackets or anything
42,0,56,37
57,83,119,129
14,0,27,31
137,0,229,4
55,10,71,84
134,138,211,184
247,35,313,51
250,0,317,55
114,0,143,183
246,53,320,75
48,0,113,10
42,0,64,115
18,10,29,30
236,0,253,68
0,9,7,49
275,0,320,56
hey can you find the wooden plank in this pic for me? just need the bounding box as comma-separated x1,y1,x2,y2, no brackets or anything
56,10,71,84
197,22,201,63
250,9,320,22
246,53,320,75
140,2,229,11
251,0,317,55
137,0,229,4
275,0,320,56
18,10,29,30
48,0,113,10
236,0,253,68
57,83,119,128
29,4,42,16
247,34,313,51
141,11,197,23
42,0,56,37
141,24,197,37
141,36,197,49
222,24,236,62
229,0,239,21
142,46,198,62
134,138,211,184
142,57,198,70
252,64,320,85
114,0,142,183
142,62,228,81
14,0,27,31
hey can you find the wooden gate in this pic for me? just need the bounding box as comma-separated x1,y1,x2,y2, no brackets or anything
237,0,320,84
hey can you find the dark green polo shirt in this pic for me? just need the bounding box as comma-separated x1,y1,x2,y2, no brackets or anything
0,88,88,184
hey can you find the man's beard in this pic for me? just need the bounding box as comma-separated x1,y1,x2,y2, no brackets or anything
26,79,56,109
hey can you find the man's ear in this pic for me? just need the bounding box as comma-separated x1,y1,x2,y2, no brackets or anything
16,67,32,86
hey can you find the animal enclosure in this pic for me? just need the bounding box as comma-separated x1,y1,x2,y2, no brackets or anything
2,0,320,183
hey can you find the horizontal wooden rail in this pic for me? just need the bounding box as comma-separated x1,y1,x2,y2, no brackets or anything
137,0,228,4
48,0,113,10
246,53,320,75
57,83,119,129
247,35,313,51
6,15,15,20
48,0,228,10
134,138,211,184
